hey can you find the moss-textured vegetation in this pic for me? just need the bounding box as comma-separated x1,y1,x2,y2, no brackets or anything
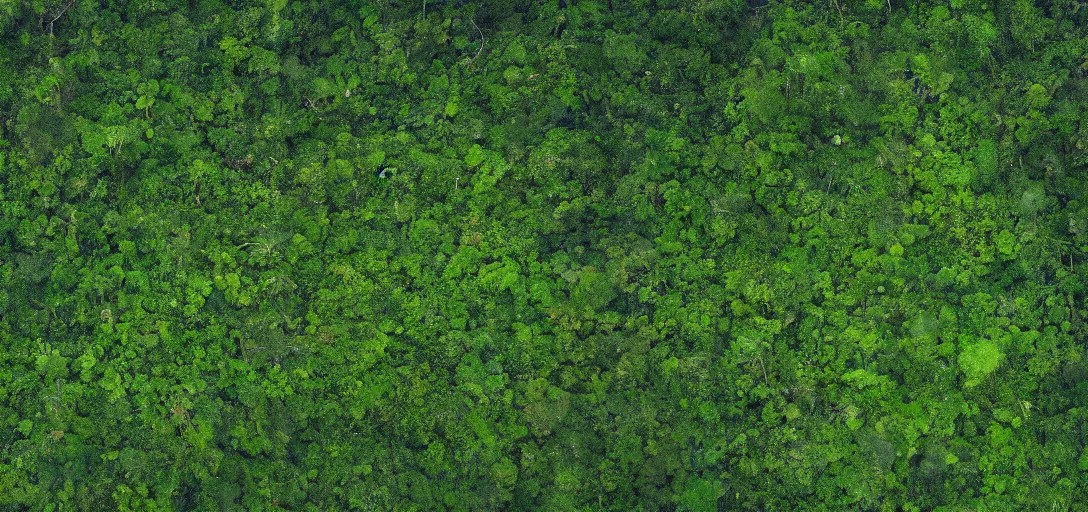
2,1,1088,510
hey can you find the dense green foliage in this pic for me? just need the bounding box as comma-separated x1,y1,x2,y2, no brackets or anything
2,0,1088,510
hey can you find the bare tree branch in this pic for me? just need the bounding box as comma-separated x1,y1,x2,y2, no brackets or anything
468,16,485,65
47,0,78,36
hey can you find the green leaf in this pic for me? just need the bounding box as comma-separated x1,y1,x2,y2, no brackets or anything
678,478,725,512
959,340,1004,387
465,144,485,167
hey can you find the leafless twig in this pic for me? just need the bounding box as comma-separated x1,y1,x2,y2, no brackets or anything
47,0,78,36
469,17,485,64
